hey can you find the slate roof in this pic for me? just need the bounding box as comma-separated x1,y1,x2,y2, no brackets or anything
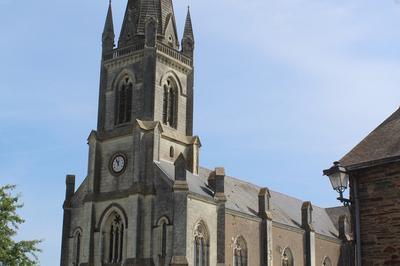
156,160,346,239
340,108,400,167
120,0,176,38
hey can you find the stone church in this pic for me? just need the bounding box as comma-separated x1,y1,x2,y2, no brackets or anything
60,1,353,265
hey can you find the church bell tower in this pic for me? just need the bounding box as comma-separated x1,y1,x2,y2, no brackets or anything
60,1,199,265
92,0,198,193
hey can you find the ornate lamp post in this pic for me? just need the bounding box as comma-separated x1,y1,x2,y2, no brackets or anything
323,161,351,207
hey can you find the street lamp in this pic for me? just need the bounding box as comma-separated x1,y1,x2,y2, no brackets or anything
323,161,351,206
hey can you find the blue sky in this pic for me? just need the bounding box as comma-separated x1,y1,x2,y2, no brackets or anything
1,0,400,265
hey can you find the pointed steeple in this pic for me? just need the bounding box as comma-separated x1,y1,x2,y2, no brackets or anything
102,0,115,53
118,0,179,49
182,6,195,57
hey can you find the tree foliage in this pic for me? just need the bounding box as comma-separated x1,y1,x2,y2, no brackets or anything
0,185,41,266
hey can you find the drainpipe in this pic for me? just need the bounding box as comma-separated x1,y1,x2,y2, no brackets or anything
353,178,361,266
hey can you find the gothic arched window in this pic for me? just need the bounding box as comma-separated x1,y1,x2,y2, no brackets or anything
116,76,133,125
194,221,209,266
155,216,170,266
101,212,125,264
322,257,332,266
162,78,178,129
282,247,294,266
233,236,248,266
73,230,81,266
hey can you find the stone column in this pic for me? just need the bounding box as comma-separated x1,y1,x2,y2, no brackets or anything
258,187,273,266
301,201,315,266
170,154,189,266
60,175,75,266
214,167,226,266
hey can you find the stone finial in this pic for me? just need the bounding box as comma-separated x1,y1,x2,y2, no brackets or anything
339,215,352,241
301,201,314,231
65,175,76,200
258,187,272,219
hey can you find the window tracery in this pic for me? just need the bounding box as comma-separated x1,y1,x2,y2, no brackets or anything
233,236,248,266
194,221,209,266
101,211,125,264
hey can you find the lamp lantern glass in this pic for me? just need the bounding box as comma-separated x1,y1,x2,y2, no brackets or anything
328,168,349,193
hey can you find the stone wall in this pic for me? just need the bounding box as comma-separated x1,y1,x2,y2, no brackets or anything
350,161,400,265
225,212,260,266
272,224,305,265
186,196,218,266
315,235,342,265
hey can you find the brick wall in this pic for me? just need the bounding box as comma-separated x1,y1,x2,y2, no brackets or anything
351,161,400,265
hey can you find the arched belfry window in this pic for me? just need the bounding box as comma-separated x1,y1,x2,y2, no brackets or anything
73,230,81,266
101,211,125,264
322,257,332,266
282,247,294,266
116,76,133,125
194,221,209,266
233,236,248,266
162,78,178,129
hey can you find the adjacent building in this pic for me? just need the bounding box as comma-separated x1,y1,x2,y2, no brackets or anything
327,108,400,265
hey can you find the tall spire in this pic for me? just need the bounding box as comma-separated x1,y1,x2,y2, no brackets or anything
118,0,179,49
182,6,194,58
102,0,115,53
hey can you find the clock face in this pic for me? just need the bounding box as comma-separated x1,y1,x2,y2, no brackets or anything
111,155,126,174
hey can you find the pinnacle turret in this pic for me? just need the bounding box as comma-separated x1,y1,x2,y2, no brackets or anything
181,7,195,58
102,0,115,53
183,7,194,42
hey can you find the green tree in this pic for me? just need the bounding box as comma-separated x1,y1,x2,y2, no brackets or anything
0,185,41,266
